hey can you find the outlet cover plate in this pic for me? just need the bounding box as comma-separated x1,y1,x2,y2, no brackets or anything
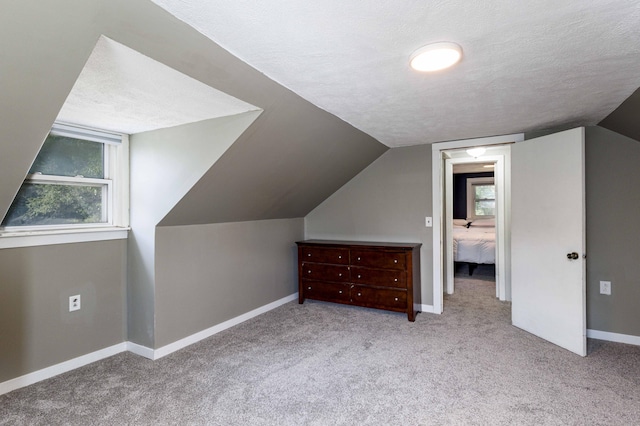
599,281,611,295
69,294,81,312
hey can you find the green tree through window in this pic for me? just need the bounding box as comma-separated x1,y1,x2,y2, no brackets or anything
2,132,108,227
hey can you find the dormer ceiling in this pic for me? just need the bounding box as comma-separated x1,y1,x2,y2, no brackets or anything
58,36,260,134
151,0,640,147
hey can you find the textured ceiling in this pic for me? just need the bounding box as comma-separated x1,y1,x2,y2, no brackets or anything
57,36,259,134
151,0,640,147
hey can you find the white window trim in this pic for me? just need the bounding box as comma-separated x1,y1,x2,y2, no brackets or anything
466,177,495,220
0,125,130,249
0,227,129,249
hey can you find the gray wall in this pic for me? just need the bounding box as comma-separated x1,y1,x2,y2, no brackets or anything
585,126,640,336
599,87,640,143
305,131,640,338
128,113,260,348
0,0,102,220
0,240,126,383
155,219,303,347
305,145,433,306
0,0,386,384
0,0,386,225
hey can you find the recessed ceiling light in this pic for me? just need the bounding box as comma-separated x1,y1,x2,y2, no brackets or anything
410,42,463,72
466,147,486,157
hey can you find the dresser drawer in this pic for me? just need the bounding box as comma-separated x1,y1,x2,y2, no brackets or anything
302,263,350,282
351,250,406,270
302,280,350,303
350,267,406,288
297,240,420,321
351,285,407,311
301,246,349,265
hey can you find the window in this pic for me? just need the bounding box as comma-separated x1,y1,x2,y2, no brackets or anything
466,177,495,219
1,123,128,232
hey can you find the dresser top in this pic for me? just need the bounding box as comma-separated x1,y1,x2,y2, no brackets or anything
296,239,421,249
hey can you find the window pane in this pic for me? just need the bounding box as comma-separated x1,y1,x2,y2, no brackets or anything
475,200,495,216
474,184,495,200
1,183,106,226
29,134,104,178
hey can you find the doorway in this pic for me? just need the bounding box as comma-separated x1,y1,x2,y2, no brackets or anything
432,129,587,356
431,134,523,314
449,160,497,295
443,148,508,302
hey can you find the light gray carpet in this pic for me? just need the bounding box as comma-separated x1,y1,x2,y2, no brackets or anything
2,275,639,425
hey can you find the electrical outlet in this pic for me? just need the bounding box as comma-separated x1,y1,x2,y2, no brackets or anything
599,281,611,295
425,217,433,227
69,295,81,312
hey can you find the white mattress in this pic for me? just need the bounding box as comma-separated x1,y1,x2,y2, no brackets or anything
452,225,495,264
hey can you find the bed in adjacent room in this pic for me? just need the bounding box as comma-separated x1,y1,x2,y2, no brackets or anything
452,218,495,275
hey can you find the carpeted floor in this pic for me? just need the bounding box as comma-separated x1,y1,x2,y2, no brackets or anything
1,274,639,425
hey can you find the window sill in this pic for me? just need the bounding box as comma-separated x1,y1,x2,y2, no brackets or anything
0,227,129,249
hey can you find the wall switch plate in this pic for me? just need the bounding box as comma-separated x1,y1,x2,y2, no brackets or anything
69,295,81,312
599,281,611,295
425,217,433,227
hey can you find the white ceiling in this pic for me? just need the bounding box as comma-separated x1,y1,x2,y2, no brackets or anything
150,0,640,147
57,36,259,134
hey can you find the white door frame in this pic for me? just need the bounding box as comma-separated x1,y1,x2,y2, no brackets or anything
445,154,505,299
431,133,523,314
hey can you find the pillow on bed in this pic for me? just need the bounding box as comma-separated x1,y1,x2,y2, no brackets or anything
453,219,468,227
469,218,495,227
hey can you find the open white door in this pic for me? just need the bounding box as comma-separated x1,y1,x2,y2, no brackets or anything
511,127,586,356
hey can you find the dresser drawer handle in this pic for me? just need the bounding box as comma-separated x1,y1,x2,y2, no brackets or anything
394,259,398,263
357,257,361,261
394,297,399,301
338,255,342,259
308,286,312,290
307,270,311,274
308,253,311,257
339,290,343,294
357,275,361,279
339,273,342,277
357,293,361,296
394,278,398,282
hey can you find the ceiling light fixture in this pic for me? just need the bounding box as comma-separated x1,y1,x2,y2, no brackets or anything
410,42,463,72
466,147,486,158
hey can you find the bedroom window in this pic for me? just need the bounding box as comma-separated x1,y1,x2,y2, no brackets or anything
1,122,128,231
467,177,495,219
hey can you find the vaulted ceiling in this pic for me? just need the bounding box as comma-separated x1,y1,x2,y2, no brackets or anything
0,0,386,223
151,0,640,146
2,0,640,227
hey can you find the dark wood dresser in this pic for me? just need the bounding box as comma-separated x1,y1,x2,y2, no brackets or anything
296,240,421,321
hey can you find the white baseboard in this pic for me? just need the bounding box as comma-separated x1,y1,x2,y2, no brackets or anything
0,294,298,395
0,342,127,396
587,329,640,346
125,293,299,361
7,306,634,397
152,293,298,360
126,341,155,359
418,304,436,314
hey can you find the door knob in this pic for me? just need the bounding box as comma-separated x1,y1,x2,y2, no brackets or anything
566,252,579,260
